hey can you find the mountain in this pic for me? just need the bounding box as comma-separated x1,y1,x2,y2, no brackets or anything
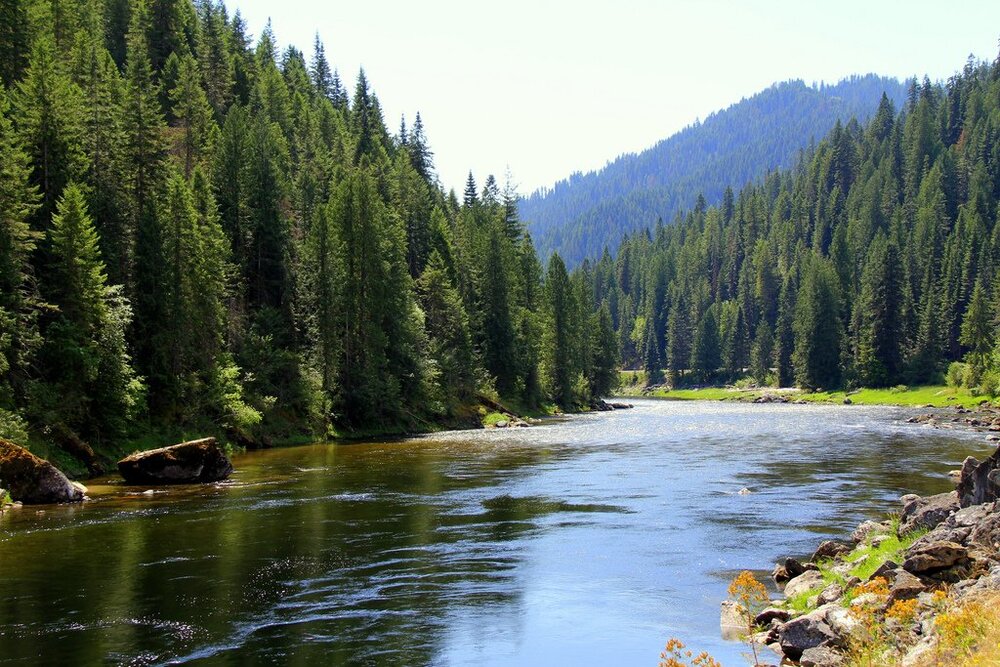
520,75,908,266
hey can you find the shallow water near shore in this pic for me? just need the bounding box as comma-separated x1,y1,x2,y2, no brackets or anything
0,399,993,666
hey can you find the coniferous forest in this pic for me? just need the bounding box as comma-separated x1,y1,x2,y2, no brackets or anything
602,56,1000,397
1,0,999,477
0,0,620,470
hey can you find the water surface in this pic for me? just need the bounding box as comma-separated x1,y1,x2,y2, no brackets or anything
0,399,992,665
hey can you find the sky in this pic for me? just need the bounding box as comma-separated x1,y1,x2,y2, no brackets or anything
230,0,1000,195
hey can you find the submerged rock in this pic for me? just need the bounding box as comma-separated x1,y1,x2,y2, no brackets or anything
0,438,86,504
117,437,233,484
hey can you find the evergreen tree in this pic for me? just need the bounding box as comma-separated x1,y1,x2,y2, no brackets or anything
36,184,140,444
542,253,576,408
690,306,721,384
960,280,992,385
418,250,475,407
854,234,904,386
793,256,842,390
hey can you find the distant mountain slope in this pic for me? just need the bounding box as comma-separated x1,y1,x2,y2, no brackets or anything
521,75,907,266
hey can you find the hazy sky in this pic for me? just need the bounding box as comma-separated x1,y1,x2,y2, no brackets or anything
231,0,1000,195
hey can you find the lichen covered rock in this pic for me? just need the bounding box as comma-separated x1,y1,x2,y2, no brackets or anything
117,437,233,484
0,438,86,504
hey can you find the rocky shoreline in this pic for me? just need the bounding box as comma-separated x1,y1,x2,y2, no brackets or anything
726,444,1000,666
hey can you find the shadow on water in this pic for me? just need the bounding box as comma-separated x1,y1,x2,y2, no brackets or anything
0,399,994,666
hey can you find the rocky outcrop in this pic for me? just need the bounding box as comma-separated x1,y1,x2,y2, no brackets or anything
957,446,1000,507
898,491,960,534
117,438,233,484
0,438,86,504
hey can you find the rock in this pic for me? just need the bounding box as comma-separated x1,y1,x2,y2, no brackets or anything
773,556,810,583
966,502,1000,553
888,569,927,603
784,570,826,598
911,502,994,548
0,438,86,504
816,583,844,606
799,645,844,667
117,437,233,485
822,605,859,639
720,600,746,641
494,420,509,428
755,607,792,626
899,491,960,534
851,519,889,544
957,448,1000,507
737,487,752,495
777,612,839,661
812,540,852,562
843,398,852,405
867,560,900,583
902,541,968,574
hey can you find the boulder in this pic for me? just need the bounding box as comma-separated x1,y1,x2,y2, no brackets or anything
851,519,889,544
899,491,959,534
902,541,968,574
888,569,927,603
0,438,86,504
773,556,811,583
784,570,826,598
117,437,233,484
821,605,859,639
867,560,900,583
812,540,852,562
754,607,792,626
816,583,844,606
957,448,1000,507
720,600,746,641
777,611,839,661
799,645,844,667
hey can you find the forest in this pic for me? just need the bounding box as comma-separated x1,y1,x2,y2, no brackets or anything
520,76,907,267
0,0,618,470
591,53,1000,397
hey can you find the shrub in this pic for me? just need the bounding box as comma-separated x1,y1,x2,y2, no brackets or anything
946,362,966,389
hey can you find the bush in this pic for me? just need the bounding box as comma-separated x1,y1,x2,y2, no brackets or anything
946,362,966,389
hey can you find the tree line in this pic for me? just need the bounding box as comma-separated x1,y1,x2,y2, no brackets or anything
0,0,617,467
585,52,1000,396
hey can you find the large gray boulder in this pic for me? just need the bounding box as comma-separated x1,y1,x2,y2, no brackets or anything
0,438,86,504
784,570,826,598
118,437,233,484
898,491,959,534
799,645,844,667
777,611,839,661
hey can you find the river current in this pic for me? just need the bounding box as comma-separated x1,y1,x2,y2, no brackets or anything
0,399,992,665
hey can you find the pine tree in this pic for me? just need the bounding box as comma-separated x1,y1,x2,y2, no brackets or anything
690,307,721,383
588,303,619,398
854,234,904,387
542,253,576,408
960,280,992,385
793,256,842,390
481,228,518,395
0,88,41,429
310,34,334,101
0,0,30,87
37,183,140,443
418,250,475,407
13,36,87,228
168,53,216,177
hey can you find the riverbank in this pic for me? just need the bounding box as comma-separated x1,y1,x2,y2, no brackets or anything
616,377,997,410
715,443,1000,666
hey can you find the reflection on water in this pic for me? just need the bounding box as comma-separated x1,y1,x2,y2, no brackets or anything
0,400,992,665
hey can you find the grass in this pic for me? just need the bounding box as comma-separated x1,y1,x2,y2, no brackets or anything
614,375,996,409
842,527,927,581
482,412,508,427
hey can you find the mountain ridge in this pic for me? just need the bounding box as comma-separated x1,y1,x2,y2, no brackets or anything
520,75,908,266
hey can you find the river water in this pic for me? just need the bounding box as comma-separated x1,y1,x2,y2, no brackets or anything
0,399,993,665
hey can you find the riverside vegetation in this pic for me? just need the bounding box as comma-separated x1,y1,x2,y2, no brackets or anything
0,0,620,476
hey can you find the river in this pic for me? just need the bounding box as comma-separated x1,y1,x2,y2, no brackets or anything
0,399,993,665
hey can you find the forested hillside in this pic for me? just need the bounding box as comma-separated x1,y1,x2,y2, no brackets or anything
579,55,1000,395
521,76,907,266
0,0,618,470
